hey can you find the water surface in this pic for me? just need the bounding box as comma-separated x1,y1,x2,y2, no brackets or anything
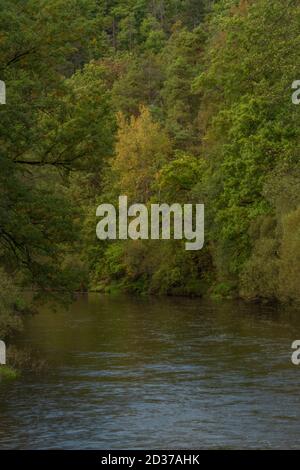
0,294,299,449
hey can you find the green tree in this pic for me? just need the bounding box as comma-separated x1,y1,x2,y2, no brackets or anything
160,24,205,151
194,0,300,294
0,1,115,316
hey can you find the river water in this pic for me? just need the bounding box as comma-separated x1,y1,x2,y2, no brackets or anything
0,294,300,449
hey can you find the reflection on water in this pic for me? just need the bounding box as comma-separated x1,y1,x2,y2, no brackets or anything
0,294,300,449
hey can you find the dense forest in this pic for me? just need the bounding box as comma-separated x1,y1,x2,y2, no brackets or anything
0,0,300,339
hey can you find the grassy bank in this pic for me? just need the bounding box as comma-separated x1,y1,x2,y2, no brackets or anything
0,366,19,381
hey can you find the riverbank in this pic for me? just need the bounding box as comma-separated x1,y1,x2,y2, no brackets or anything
0,345,48,380
0,366,19,381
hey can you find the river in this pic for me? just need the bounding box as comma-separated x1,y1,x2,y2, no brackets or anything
0,294,299,449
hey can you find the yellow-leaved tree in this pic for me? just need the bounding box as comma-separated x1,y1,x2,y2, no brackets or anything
113,106,172,202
